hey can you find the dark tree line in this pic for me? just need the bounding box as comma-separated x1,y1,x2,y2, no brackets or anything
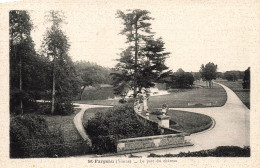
164,69,194,89
10,11,112,115
10,11,50,114
74,61,113,100
242,67,250,89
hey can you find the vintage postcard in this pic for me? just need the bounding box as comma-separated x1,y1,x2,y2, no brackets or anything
0,0,260,167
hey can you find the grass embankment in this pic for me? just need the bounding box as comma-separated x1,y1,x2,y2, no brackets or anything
216,79,250,109
148,146,250,157
147,109,212,134
75,83,227,108
84,108,212,135
38,108,89,156
10,107,89,158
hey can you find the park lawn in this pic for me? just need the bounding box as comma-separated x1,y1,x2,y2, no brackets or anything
148,109,213,134
75,83,227,108
216,79,250,109
148,83,226,108
80,86,116,100
74,99,121,106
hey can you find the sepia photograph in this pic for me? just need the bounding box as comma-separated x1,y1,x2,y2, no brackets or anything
1,0,260,167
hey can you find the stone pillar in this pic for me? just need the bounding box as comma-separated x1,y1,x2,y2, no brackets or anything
157,115,171,128
143,96,148,111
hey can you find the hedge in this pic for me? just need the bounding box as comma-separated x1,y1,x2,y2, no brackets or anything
85,104,161,154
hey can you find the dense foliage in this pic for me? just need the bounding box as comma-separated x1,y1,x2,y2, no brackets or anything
223,71,244,81
10,114,90,158
41,11,81,114
74,61,113,100
148,146,250,157
242,67,250,89
10,10,82,115
167,68,194,88
85,104,160,154
200,62,218,88
9,11,48,114
10,114,64,158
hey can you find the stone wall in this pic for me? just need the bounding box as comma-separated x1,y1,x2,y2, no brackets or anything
115,107,193,154
117,133,193,153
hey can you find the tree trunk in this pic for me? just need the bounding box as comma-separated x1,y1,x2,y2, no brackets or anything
51,55,56,114
80,86,86,100
209,80,212,88
19,49,23,114
133,21,138,98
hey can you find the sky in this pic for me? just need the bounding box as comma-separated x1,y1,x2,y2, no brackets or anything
28,0,259,72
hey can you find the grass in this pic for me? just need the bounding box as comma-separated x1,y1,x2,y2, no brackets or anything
74,99,121,106
37,108,89,156
148,83,226,108
80,86,116,100
216,79,250,109
148,109,213,134
75,83,227,108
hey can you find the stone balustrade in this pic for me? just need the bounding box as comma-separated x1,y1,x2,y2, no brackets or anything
117,133,193,154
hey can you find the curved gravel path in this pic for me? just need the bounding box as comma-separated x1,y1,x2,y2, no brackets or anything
74,82,250,157
73,104,112,146
126,83,250,156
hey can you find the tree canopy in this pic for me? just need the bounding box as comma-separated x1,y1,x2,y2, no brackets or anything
74,61,113,100
41,11,81,114
199,62,217,88
9,10,43,114
113,9,170,98
167,69,194,89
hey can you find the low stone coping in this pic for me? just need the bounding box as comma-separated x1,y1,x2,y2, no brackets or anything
157,115,171,120
119,133,188,143
117,132,193,154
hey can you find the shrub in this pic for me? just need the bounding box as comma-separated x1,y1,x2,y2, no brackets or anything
85,104,160,154
119,98,127,104
10,114,66,158
148,146,250,157
54,101,74,115
35,101,74,115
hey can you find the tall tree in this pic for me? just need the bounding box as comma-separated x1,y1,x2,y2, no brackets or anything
137,38,170,89
41,11,80,114
114,10,170,97
199,62,217,88
116,9,154,97
9,10,34,114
